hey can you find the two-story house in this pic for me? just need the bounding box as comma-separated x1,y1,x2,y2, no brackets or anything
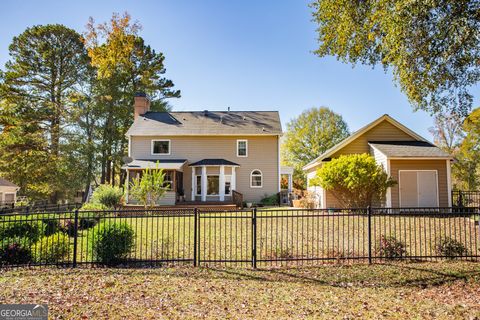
123,93,285,205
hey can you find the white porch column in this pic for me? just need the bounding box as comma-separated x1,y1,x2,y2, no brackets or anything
288,174,293,192
191,167,195,201
231,167,236,191
201,166,207,202
125,170,130,203
219,165,225,201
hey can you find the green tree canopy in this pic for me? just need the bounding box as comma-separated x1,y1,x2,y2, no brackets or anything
282,107,349,188
0,24,90,201
311,153,397,207
454,108,480,190
311,0,480,115
83,12,180,185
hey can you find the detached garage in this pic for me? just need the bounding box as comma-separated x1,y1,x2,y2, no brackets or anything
0,178,19,205
304,114,453,209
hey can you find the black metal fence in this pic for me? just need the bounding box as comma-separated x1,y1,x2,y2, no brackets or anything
0,207,479,268
0,202,82,214
453,190,480,208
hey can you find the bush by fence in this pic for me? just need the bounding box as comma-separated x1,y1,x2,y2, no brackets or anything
0,206,478,268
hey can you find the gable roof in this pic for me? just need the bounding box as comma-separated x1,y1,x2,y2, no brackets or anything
303,114,430,171
369,141,451,158
126,111,282,136
0,178,18,188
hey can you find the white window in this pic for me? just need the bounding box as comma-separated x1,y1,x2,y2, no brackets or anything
151,140,171,155
237,140,248,157
250,169,263,188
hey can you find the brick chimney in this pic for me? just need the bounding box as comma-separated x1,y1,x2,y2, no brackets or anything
133,92,151,120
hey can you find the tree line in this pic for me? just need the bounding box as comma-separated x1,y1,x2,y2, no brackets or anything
0,12,180,202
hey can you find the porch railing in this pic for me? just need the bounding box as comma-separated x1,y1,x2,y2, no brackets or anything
232,190,243,208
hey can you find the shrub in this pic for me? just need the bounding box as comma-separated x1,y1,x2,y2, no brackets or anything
435,237,467,258
129,164,168,208
377,235,406,259
79,217,97,230
311,154,397,207
92,222,134,265
298,192,317,209
42,217,62,236
34,233,70,263
61,220,76,237
91,184,124,209
79,202,107,212
260,194,279,206
0,220,45,242
0,238,33,265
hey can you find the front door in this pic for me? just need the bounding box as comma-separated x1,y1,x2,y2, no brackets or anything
399,170,438,207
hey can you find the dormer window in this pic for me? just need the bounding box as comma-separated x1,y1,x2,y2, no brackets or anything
151,140,170,155
237,140,248,157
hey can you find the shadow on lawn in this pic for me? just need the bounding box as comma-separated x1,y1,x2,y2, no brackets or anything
204,262,480,289
5,262,479,290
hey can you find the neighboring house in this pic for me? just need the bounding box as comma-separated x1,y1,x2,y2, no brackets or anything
0,178,19,205
303,114,453,208
123,93,291,205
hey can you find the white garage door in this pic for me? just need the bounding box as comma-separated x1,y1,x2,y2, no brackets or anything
399,170,438,207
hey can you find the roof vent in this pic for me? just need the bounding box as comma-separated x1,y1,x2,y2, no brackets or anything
220,115,223,123
227,107,230,112
203,110,208,116
243,116,247,121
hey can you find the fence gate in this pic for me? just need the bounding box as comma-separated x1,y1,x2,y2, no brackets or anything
197,209,255,266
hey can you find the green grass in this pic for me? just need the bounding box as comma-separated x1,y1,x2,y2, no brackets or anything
1,262,479,319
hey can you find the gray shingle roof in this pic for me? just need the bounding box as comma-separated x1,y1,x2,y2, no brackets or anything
368,141,451,158
189,159,240,167
126,111,282,136
0,178,18,188
122,159,187,170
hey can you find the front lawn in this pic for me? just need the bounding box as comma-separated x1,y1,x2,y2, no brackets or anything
1,262,479,319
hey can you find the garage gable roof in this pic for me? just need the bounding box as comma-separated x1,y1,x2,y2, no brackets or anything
303,114,428,171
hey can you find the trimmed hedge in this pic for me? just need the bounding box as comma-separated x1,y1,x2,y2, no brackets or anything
92,222,134,265
34,233,70,264
0,220,45,242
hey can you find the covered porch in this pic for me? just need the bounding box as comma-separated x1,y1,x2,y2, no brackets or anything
189,159,239,202
123,159,187,205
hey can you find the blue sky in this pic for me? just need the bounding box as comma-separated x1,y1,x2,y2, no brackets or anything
1,0,477,140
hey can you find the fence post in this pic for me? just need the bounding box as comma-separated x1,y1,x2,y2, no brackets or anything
367,206,372,264
72,209,79,268
193,208,198,267
252,208,257,269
